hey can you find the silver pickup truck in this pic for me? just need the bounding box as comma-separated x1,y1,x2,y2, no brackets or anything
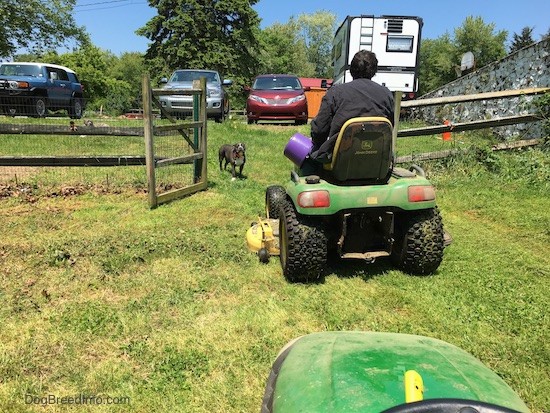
158,69,232,123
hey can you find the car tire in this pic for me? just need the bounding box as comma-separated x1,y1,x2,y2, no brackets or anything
391,207,445,275
31,96,47,118
7,106,17,117
265,185,286,219
279,199,327,282
69,98,83,119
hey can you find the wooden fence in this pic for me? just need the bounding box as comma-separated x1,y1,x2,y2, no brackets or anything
143,75,208,208
0,84,547,201
396,87,549,137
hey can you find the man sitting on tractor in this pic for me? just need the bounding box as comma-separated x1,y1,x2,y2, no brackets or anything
308,50,395,166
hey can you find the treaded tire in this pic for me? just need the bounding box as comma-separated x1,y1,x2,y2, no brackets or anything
265,185,286,219
31,97,47,118
391,207,445,275
69,98,83,119
279,199,327,282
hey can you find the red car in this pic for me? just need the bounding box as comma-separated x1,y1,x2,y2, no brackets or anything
246,74,309,125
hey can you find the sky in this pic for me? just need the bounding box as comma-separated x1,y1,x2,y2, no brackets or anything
73,0,550,55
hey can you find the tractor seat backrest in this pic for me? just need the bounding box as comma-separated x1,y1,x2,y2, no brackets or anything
323,117,393,184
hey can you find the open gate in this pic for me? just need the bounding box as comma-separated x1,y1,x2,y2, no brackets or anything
142,74,208,208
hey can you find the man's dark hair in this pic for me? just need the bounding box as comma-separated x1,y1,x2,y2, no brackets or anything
350,50,378,79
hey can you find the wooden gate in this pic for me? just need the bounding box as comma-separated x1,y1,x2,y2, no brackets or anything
142,74,208,208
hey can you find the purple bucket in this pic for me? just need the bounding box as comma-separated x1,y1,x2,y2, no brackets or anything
284,133,313,167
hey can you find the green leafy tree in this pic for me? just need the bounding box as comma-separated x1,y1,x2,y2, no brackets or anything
297,11,336,78
94,78,135,115
258,11,336,79
138,0,261,87
453,16,507,69
0,0,87,58
108,52,148,109
510,27,535,53
418,16,507,95
418,34,456,95
257,20,314,77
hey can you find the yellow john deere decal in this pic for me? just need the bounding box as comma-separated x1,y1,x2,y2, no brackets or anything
361,140,373,150
356,140,377,155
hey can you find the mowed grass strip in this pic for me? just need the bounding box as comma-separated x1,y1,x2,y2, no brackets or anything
0,119,548,412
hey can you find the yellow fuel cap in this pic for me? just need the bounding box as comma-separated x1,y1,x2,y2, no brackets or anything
404,370,424,403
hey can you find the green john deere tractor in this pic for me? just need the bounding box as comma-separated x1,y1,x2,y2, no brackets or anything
261,332,530,413
266,117,451,282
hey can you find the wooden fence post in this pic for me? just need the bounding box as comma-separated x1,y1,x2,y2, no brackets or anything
142,73,158,209
393,91,403,161
199,77,207,183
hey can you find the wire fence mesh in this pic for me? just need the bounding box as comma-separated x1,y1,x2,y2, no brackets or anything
150,122,198,192
0,110,542,191
0,113,148,188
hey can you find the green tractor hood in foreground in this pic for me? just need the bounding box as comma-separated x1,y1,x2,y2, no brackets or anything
263,332,529,413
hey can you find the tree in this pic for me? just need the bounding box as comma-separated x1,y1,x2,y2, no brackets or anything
107,52,147,109
418,16,508,95
418,34,456,95
257,20,314,77
453,16,507,70
510,27,535,53
137,0,261,81
137,0,262,111
257,11,336,80
297,11,336,78
0,0,87,58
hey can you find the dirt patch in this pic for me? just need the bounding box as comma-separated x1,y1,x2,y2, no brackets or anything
0,166,41,183
0,183,146,202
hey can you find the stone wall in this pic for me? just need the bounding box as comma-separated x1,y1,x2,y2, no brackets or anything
412,39,549,139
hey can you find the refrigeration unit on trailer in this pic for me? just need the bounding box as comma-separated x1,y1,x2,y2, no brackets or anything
333,15,423,99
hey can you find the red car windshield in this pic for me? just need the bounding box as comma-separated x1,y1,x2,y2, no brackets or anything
253,76,302,91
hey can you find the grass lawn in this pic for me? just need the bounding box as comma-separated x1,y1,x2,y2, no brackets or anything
0,118,548,412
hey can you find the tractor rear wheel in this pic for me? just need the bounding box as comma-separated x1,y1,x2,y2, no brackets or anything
391,207,445,275
279,200,327,282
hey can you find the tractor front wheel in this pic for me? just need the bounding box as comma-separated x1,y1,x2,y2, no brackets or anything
265,185,286,219
279,200,327,282
391,207,445,275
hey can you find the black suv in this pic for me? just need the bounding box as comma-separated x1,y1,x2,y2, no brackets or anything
0,62,85,118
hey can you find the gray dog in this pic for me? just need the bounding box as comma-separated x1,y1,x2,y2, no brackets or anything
219,142,246,179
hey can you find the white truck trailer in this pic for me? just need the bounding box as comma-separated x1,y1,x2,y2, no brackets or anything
332,15,423,99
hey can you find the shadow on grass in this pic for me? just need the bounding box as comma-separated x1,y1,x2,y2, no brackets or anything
281,255,397,286
327,255,394,282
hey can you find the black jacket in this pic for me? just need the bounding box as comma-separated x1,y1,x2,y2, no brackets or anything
310,78,394,162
